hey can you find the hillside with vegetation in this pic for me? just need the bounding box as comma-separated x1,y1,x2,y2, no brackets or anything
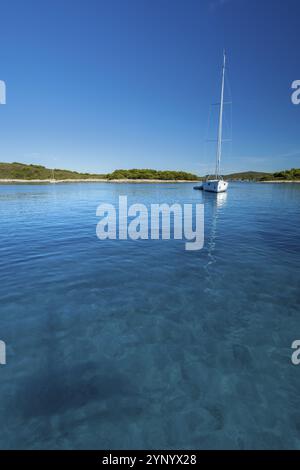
224,169,300,181
1,162,299,182
224,171,271,181
259,168,300,181
107,168,199,180
0,163,200,181
0,162,106,180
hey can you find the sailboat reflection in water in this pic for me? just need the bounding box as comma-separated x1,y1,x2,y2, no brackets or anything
202,191,228,291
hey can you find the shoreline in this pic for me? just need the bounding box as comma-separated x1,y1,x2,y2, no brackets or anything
0,178,200,185
1,178,299,185
258,180,300,184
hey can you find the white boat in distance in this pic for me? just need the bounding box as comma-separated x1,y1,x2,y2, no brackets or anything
50,168,56,184
194,51,229,193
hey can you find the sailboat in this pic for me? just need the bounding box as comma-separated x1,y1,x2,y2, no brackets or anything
50,168,56,184
195,51,229,193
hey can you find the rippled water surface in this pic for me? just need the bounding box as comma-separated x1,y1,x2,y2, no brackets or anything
0,182,300,449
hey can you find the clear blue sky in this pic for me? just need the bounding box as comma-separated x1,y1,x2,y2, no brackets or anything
0,0,299,175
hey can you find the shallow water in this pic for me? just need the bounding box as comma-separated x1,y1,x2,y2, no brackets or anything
0,182,299,449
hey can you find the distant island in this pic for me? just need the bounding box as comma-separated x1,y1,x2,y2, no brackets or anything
224,169,300,182
0,163,199,182
0,162,107,181
0,162,299,183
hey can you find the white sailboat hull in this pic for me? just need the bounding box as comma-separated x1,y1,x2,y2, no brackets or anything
202,179,228,193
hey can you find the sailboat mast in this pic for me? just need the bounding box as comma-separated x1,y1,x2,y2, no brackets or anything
215,51,226,178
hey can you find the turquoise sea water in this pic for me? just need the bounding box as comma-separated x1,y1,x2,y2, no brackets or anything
0,182,299,449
